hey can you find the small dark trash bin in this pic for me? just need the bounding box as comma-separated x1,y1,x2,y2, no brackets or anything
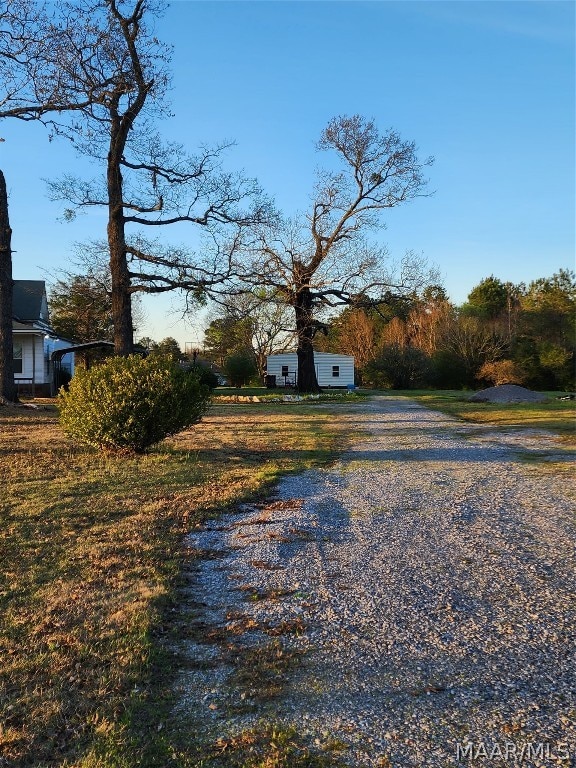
265,374,277,389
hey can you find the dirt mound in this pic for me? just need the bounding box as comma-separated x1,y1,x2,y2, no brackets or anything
469,384,549,403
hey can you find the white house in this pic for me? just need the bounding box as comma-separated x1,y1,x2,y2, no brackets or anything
266,352,355,388
12,280,75,396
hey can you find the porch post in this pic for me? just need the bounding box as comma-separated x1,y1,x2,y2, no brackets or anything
32,335,36,399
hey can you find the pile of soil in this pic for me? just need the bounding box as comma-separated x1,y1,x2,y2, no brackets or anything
469,384,549,403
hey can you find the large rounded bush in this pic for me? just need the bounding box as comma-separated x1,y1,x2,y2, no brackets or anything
58,355,211,453
192,363,219,390
364,344,432,389
223,352,257,388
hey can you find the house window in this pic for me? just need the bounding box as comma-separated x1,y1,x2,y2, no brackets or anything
281,365,289,377
332,365,340,377
13,342,23,374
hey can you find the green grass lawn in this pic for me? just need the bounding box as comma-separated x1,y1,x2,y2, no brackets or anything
214,386,367,403
0,400,348,768
388,389,576,441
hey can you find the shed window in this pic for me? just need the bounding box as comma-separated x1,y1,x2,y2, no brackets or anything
281,365,289,377
332,365,340,377
13,343,23,374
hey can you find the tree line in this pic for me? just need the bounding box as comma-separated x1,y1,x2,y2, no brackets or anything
58,267,567,392
313,271,575,391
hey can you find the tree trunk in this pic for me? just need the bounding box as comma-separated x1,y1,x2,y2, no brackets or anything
107,139,134,356
294,288,321,393
0,170,17,404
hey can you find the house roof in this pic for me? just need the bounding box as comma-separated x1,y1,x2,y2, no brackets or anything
13,280,48,322
267,351,354,361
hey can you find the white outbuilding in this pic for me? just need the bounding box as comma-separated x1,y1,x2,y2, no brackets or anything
266,352,355,388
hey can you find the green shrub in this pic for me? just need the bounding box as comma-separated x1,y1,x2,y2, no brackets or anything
192,363,219,390
430,349,468,389
364,344,432,389
223,351,258,388
58,355,211,453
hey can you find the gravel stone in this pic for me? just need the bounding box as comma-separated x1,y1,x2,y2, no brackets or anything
177,396,576,767
469,385,550,403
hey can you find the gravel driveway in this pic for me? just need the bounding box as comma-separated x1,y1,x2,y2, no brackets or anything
180,396,576,767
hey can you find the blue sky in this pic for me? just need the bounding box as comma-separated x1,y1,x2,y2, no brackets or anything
1,0,574,347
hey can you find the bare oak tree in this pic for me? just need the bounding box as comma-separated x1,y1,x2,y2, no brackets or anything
237,115,434,392
0,0,269,354
0,168,16,404
444,315,508,384
204,291,296,378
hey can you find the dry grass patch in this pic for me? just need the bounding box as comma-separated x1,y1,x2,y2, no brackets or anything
249,560,284,571
226,640,303,702
210,723,350,767
0,400,347,767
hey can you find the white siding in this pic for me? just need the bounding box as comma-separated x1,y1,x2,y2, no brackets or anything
266,352,354,387
14,334,46,383
266,353,298,385
314,353,355,387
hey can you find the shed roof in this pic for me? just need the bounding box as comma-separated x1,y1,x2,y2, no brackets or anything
267,351,354,361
